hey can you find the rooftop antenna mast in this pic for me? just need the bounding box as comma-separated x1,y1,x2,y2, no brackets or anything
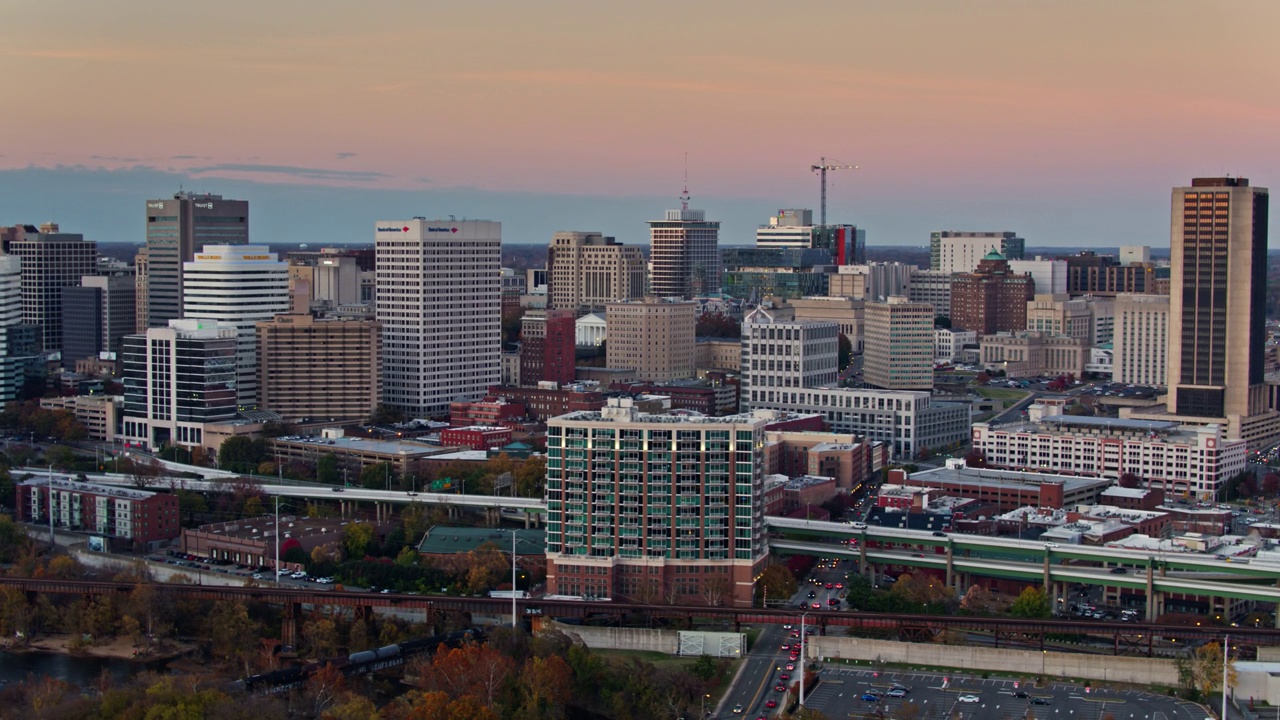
810,157,859,225
680,152,690,211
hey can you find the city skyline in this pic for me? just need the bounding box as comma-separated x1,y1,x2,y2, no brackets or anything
1,2,1277,247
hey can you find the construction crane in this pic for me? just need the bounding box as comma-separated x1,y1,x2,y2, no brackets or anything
810,157,858,226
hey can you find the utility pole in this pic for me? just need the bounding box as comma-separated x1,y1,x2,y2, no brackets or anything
799,612,811,707
275,495,281,586
47,465,55,548
810,157,859,226
511,529,518,628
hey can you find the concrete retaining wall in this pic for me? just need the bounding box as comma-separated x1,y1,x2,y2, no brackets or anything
547,620,679,654
811,636,1178,686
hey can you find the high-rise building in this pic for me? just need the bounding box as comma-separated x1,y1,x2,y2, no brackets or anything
61,274,136,364
829,262,915,302
143,192,249,328
1,223,98,354
755,209,864,265
950,250,1035,334
547,232,647,315
257,314,382,423
1113,294,1169,387
740,301,839,407
1064,252,1158,296
376,219,501,418
1168,178,1270,423
312,253,363,308
864,296,935,391
121,319,239,451
721,248,834,301
1008,258,1069,295
544,398,769,606
906,269,952,319
1026,294,1114,346
0,256,42,403
183,246,290,410
929,231,1025,273
648,194,720,300
605,297,696,382
134,249,150,333
519,309,576,386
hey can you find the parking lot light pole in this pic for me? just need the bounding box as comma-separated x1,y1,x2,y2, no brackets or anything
799,611,811,706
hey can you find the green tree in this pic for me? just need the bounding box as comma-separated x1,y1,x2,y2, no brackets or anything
218,435,267,472
360,462,393,490
370,404,406,425
934,315,951,329
343,522,375,559
44,444,76,471
317,453,340,485
755,564,798,606
514,456,546,497
1009,586,1052,619
208,601,259,674
838,333,853,371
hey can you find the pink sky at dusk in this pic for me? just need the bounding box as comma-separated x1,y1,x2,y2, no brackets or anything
1,1,1278,245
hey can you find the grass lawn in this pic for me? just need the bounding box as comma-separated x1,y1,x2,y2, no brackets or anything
975,387,1031,401
591,648,741,704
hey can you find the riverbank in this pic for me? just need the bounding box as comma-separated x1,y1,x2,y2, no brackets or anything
5,635,195,662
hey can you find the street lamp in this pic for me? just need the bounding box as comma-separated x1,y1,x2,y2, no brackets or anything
701,693,710,718
799,611,811,707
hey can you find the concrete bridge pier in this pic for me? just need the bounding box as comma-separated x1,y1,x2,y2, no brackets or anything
484,508,499,527
282,602,301,648
1145,566,1156,621
1042,554,1051,591
945,544,954,589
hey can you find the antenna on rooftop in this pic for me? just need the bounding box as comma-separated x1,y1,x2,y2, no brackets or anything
680,152,690,211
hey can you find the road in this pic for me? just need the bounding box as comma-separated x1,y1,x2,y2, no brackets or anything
716,557,852,719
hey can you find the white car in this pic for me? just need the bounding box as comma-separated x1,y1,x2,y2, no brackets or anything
732,705,743,714
290,571,307,579
957,695,980,703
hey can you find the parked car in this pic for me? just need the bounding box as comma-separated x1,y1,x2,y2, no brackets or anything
958,695,980,703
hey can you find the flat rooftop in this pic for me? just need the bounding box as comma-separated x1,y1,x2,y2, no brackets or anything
910,465,1113,493
418,526,545,556
189,515,358,542
272,435,454,456
20,476,155,500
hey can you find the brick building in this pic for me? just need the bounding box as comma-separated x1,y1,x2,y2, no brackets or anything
891,462,1112,512
950,250,1035,334
519,309,576,386
487,384,605,421
440,426,512,451
17,476,179,549
449,398,527,428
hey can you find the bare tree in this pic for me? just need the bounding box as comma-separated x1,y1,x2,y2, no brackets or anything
700,576,731,607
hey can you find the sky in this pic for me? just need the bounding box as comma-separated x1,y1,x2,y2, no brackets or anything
1,1,1277,247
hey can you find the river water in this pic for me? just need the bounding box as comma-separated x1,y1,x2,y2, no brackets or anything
0,651,159,688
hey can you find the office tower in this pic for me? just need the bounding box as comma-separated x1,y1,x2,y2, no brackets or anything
313,253,363,308
864,296,935,391
61,274,136,364
934,328,977,364
1113,294,1169,387
0,256,42,403
720,248,834,300
929,231,1025,273
950,250,1035,334
1064,252,1158,296
906,269,952,318
1008,258,1069,295
519,308,576,386
1119,246,1152,265
1026,294,1114,345
500,268,526,311
257,314,383,423
547,232,647,315
788,297,865,353
648,193,720,300
1168,178,1269,422
121,319,239,451
755,209,864,265
605,297,696,382
134,249,150,333
544,397,768,606
144,192,249,328
376,218,501,418
2,223,97,354
183,246,290,410
829,262,914,301
740,301,839,409
526,268,548,295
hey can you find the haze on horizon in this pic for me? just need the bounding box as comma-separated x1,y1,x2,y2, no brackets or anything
1,1,1277,248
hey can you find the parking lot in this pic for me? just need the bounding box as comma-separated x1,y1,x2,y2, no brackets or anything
802,667,1205,719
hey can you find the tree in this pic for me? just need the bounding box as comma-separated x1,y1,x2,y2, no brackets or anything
317,452,341,485
514,456,546,497
700,575,732,607
755,564,798,606
207,601,259,674
959,584,997,615
1176,641,1236,700
44,444,76,471
1009,586,1052,619
695,311,740,339
1264,471,1280,497
933,316,951,329
837,333,853,371
519,654,573,719
974,371,991,386
342,522,376,559
119,455,161,489
1118,472,1143,489
465,542,510,594
303,662,346,717
964,450,986,468
218,435,267,472
302,616,340,659
421,641,516,709
361,462,394,490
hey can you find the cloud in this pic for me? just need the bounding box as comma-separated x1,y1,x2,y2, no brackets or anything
91,155,143,163
171,155,210,160
187,163,387,182
413,177,433,185
336,152,357,160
